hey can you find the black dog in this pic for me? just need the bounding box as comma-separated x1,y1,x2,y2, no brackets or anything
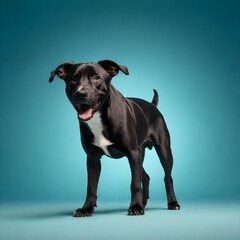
49,60,180,216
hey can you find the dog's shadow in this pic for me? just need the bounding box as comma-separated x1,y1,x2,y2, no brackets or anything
7,210,73,220
95,207,127,215
7,206,167,220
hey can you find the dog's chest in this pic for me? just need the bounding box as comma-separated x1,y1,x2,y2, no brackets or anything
86,112,113,156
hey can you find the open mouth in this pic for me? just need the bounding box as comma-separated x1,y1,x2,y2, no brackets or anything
74,101,101,121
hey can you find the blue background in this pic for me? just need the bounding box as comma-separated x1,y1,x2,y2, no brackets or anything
0,0,240,204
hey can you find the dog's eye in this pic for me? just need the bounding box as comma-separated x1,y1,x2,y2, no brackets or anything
92,75,101,82
69,77,77,84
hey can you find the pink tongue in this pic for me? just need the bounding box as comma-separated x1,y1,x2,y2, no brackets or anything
78,107,93,120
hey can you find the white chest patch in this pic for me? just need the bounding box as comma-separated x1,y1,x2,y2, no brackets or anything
86,112,113,156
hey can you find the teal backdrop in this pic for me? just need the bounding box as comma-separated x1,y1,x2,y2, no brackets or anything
0,0,239,203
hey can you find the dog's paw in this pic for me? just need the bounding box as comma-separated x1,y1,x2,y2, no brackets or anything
73,207,93,217
128,204,144,216
168,201,181,210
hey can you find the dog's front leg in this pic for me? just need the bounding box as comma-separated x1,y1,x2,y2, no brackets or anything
73,156,101,217
127,148,144,215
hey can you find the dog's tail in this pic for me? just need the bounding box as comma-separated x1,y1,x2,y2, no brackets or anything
151,89,159,107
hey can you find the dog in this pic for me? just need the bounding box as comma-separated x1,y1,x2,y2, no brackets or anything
49,60,180,216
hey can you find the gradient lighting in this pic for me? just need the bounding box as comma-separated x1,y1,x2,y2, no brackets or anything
0,1,240,239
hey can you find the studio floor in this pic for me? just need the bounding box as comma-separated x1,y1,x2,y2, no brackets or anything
0,201,239,240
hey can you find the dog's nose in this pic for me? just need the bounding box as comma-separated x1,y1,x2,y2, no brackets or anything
73,91,87,101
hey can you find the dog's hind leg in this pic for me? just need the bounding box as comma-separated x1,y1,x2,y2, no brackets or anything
140,141,151,208
153,119,180,210
142,167,150,207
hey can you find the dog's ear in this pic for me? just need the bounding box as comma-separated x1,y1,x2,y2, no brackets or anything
98,60,129,77
49,63,75,83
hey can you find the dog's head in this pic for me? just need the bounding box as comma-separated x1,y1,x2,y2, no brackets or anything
49,60,129,121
